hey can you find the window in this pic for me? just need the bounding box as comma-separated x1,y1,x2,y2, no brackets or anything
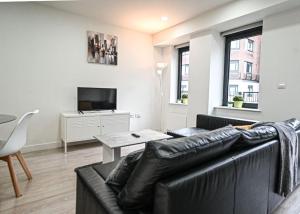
245,62,253,73
177,46,190,100
248,85,253,92
245,61,253,80
230,60,239,72
247,85,253,97
231,40,240,50
223,26,262,109
228,85,239,102
247,39,254,52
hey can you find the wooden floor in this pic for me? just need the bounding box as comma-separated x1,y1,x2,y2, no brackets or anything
0,142,299,214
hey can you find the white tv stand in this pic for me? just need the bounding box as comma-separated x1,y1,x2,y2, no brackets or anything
60,110,130,153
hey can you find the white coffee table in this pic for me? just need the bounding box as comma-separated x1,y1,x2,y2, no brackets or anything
95,129,172,163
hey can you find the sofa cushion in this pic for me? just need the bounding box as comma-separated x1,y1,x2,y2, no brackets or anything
105,149,144,192
240,126,278,145
234,125,253,130
118,126,241,209
93,161,119,180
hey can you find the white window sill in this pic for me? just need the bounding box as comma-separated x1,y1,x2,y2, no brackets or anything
169,102,188,106
214,106,262,112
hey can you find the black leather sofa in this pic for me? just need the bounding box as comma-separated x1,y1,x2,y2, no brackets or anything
167,114,257,138
75,115,300,214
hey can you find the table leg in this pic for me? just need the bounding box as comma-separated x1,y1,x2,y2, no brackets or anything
64,141,67,153
103,145,121,163
114,148,121,162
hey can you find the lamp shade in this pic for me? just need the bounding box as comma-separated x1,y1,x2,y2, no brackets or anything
156,62,167,69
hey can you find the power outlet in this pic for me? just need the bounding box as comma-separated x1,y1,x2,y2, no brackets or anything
135,114,141,118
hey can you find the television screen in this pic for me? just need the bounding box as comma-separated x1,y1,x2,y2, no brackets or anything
77,87,117,111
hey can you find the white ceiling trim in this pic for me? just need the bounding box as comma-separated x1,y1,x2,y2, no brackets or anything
153,0,300,46
42,0,235,34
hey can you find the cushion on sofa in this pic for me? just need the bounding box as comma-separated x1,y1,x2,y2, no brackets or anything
92,161,119,180
118,126,241,209
105,149,144,192
240,126,278,145
234,125,253,130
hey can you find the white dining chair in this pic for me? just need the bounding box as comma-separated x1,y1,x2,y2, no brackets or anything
0,110,39,197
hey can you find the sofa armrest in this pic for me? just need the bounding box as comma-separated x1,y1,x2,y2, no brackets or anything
153,157,236,214
196,114,257,130
75,166,130,214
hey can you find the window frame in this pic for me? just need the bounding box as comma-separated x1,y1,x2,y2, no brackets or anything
223,26,262,109
177,46,190,100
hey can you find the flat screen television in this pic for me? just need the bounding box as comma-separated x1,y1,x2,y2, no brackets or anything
77,87,117,111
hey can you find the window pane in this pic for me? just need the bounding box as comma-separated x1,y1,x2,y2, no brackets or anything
227,34,262,106
230,60,239,71
247,39,254,52
231,40,240,49
181,52,189,96
178,48,190,100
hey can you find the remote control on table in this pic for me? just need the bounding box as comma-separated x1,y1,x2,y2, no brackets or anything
131,133,140,138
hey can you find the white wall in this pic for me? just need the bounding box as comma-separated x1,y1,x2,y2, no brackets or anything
208,32,225,114
259,8,300,120
187,33,212,126
0,3,160,149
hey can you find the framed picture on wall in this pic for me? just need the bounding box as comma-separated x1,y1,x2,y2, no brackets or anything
87,31,118,65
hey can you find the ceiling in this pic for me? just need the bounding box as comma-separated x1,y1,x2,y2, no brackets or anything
43,0,235,34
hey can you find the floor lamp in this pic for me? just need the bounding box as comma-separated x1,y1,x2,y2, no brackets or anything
156,62,167,131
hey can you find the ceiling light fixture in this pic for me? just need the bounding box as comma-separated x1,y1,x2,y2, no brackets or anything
161,16,168,22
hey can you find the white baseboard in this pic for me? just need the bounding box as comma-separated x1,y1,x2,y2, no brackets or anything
21,140,99,153
22,141,62,153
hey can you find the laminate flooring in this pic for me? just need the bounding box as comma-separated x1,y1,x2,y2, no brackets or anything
0,143,299,214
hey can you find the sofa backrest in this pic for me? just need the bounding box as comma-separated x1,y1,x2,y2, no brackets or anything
196,114,257,130
118,126,241,209
153,140,282,214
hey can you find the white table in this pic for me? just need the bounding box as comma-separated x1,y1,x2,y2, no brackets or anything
0,114,17,124
95,129,172,163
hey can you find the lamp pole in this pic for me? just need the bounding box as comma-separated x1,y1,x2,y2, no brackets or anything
156,63,167,131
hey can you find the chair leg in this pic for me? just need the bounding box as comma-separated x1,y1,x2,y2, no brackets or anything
16,151,32,180
6,155,22,197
